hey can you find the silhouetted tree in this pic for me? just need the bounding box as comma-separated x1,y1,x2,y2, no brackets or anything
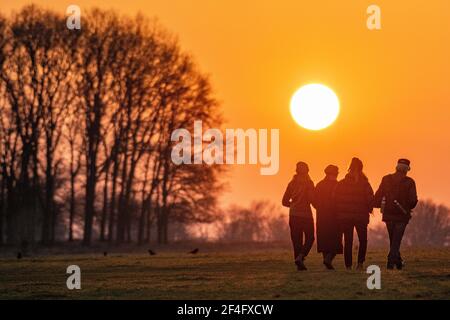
0,14,9,245
0,6,81,245
266,214,290,242
0,6,224,246
111,16,163,244
404,200,449,247
76,10,122,246
64,112,83,242
218,201,287,242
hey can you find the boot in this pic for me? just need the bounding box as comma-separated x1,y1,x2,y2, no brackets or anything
295,254,307,271
323,253,335,270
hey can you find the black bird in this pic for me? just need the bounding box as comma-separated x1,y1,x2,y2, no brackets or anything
148,249,156,256
189,248,199,255
103,252,108,257
17,252,22,260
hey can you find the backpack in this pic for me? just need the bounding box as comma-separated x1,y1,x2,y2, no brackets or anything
383,174,410,216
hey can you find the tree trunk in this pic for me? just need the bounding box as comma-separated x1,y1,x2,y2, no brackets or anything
42,146,54,245
5,180,16,245
162,207,169,244
138,198,147,245
116,152,129,244
108,156,120,243
99,166,110,241
0,176,4,246
145,206,152,243
83,146,97,246
68,171,76,242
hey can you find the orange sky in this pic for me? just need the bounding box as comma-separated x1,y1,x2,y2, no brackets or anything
2,1,450,212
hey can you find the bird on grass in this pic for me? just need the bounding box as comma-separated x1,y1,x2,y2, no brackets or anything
17,252,22,260
189,248,199,255
148,249,156,256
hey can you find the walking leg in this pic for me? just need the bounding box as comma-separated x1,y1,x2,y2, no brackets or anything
386,222,395,269
391,222,408,269
341,221,354,269
323,252,336,270
356,223,368,266
289,216,302,262
301,218,315,258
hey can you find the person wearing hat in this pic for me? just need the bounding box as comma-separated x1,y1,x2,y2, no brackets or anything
312,165,343,270
282,161,315,271
334,157,374,270
374,159,418,270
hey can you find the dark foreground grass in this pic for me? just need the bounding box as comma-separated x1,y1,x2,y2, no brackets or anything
0,247,449,299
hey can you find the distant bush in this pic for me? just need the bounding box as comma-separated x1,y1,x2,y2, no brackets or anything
216,201,290,242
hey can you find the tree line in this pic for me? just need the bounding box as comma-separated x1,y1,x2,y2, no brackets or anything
369,200,449,247
0,5,223,246
213,200,448,247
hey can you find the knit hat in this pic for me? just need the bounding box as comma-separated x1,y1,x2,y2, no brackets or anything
324,165,339,176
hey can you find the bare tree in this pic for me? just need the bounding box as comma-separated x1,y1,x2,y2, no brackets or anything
3,6,80,244
0,14,9,245
217,201,287,242
1,6,51,244
64,114,83,242
154,54,223,243
112,16,163,244
76,10,122,246
0,6,224,246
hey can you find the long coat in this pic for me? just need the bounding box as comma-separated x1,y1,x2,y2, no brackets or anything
312,178,343,254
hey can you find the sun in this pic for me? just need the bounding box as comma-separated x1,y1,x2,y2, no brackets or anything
290,84,340,131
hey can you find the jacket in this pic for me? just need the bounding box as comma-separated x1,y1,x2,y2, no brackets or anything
374,172,418,222
334,173,374,224
282,174,315,219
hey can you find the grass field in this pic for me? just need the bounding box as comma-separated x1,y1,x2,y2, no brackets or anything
0,246,449,300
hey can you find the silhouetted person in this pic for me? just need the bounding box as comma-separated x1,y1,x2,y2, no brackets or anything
312,165,343,270
17,252,22,260
103,252,108,257
334,158,374,270
282,162,315,271
374,159,418,270
148,249,157,256
189,248,199,254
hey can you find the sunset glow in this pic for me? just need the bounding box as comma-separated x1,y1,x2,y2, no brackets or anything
290,84,340,131
2,0,450,209
0,0,448,303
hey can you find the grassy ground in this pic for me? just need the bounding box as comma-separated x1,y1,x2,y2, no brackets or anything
0,246,449,300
